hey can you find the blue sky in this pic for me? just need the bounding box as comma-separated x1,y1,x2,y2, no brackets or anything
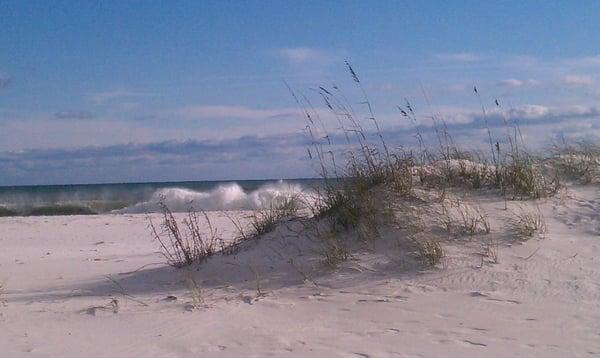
1,1,600,185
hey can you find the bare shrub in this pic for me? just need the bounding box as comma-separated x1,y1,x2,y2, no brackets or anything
148,199,222,268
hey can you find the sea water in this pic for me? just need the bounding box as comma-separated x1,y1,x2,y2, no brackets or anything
0,179,322,216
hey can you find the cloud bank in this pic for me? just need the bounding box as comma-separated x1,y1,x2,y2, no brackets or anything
1,103,598,186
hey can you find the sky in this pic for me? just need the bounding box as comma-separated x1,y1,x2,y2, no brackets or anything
1,0,600,185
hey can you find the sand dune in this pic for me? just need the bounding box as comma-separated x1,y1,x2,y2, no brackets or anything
1,186,599,357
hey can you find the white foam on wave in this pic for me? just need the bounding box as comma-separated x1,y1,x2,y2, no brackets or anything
116,182,314,213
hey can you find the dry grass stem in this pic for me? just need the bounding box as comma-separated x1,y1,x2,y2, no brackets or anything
415,238,444,267
509,205,547,240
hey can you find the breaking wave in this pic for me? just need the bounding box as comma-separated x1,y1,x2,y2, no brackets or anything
116,181,314,213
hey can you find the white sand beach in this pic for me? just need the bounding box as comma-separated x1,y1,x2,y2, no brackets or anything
1,185,599,357
3,2,600,357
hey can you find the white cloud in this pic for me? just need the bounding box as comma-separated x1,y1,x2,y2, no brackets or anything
526,79,542,86
424,104,600,129
561,75,595,86
498,79,524,88
3,100,599,185
497,79,541,88
277,47,332,65
0,134,312,185
507,104,551,119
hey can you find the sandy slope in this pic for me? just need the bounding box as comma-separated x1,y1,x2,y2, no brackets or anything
1,186,599,357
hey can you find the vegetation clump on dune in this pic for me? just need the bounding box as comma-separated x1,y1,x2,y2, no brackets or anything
550,140,600,184
151,63,597,269
288,63,566,268
149,194,304,268
148,199,223,268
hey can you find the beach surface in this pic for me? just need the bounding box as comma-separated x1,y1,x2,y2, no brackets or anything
1,186,599,357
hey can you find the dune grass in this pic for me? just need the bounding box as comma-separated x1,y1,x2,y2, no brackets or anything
148,199,223,268
287,62,567,268
0,282,5,307
550,140,600,184
249,195,302,237
150,194,304,267
415,239,444,267
509,205,547,240
483,237,499,264
149,63,591,270
185,272,206,310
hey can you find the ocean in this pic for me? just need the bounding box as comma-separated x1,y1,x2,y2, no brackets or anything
0,179,322,217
